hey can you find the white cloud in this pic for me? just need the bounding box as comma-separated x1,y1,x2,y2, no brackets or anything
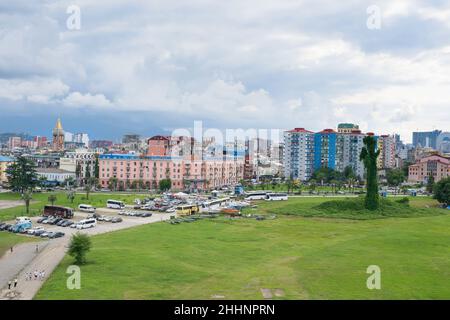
0,0,449,142
0,78,69,101
63,92,112,108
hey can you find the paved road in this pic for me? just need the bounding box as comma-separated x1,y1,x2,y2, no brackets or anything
0,212,171,300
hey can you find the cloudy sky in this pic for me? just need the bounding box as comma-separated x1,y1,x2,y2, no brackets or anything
0,0,449,142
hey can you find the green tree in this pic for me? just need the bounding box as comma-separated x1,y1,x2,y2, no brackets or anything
66,190,75,204
159,178,172,192
48,194,57,205
64,176,76,189
308,179,317,194
84,177,97,200
360,136,380,210
38,176,47,188
6,156,38,193
94,154,100,179
433,177,449,206
85,163,91,182
68,233,92,265
22,190,33,215
75,163,82,184
426,174,435,194
386,168,405,194
108,177,118,191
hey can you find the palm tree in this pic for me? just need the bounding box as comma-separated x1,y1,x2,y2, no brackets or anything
84,177,97,200
48,194,57,205
66,190,75,203
22,190,33,215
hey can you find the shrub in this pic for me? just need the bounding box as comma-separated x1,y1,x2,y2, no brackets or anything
68,233,92,265
395,197,410,205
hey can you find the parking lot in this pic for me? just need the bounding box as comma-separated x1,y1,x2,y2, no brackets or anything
0,208,171,300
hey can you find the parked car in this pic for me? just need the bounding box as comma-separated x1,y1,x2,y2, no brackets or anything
62,220,74,227
37,217,47,223
27,226,44,235
34,229,46,236
49,231,65,239
103,216,113,222
141,213,152,217
56,219,66,226
111,217,122,223
40,231,52,237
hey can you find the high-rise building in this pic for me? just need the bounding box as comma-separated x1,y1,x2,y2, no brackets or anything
335,130,365,179
412,130,442,149
52,118,65,151
314,129,337,170
376,135,396,169
8,136,22,149
437,132,450,153
283,128,314,180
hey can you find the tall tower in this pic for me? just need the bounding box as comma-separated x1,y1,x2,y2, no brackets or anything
52,118,65,151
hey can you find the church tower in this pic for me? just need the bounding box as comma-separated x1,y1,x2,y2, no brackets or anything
52,118,65,151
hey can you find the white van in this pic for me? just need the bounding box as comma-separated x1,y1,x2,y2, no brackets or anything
76,218,97,229
78,204,96,213
16,216,31,223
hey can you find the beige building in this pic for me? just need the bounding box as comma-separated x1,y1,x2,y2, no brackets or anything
408,154,450,183
0,156,14,184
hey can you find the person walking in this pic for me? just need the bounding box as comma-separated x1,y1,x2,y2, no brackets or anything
10,246,13,253
8,280,12,290
14,278,18,288
35,244,39,253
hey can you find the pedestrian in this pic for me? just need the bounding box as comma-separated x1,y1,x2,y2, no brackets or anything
10,246,13,253
8,281,11,290
35,244,39,253
14,278,18,288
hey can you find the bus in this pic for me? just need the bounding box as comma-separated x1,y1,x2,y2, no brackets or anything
43,205,74,218
176,204,200,216
201,197,231,209
78,204,96,213
265,193,288,201
107,199,125,209
245,192,267,200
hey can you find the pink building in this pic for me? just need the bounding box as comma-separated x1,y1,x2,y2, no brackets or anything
99,154,244,191
408,154,450,183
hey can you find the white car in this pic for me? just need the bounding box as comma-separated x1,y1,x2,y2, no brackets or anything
27,226,44,235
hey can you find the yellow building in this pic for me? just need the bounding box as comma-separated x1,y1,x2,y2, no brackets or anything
0,156,14,184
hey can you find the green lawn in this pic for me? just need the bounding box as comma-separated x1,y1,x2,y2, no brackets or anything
36,196,450,300
0,192,144,221
243,196,445,220
0,232,35,257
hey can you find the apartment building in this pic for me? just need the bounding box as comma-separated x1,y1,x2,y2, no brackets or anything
283,128,314,181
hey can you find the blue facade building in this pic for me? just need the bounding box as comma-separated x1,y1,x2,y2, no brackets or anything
314,129,337,170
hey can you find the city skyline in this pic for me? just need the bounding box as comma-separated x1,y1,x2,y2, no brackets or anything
0,1,449,141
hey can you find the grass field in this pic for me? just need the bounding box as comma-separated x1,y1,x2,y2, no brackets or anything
35,196,450,300
0,192,142,221
245,196,445,220
0,232,35,258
